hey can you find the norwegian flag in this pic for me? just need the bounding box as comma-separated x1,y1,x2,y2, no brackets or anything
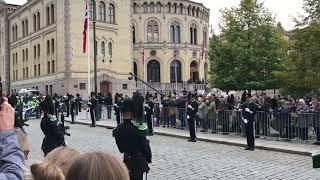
141,47,145,64
200,41,205,61
173,44,177,59
83,1,88,54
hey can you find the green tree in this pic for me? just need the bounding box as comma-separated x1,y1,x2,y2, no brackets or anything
274,0,320,96
209,0,287,92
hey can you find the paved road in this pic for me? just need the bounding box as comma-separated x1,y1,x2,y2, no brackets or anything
25,119,320,180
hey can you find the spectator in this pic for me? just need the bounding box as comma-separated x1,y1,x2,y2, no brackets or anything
0,95,25,180
66,152,129,180
199,97,208,132
207,95,217,133
31,162,64,180
296,99,310,141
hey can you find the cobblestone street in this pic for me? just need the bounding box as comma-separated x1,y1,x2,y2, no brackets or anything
26,119,320,180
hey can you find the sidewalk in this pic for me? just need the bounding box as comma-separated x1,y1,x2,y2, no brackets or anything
65,111,320,156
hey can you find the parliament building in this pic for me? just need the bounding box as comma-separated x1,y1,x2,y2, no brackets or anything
0,0,210,97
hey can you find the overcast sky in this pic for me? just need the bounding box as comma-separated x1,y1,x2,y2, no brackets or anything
5,0,305,33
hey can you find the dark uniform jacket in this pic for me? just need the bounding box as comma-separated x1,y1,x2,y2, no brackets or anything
241,101,257,123
113,120,152,173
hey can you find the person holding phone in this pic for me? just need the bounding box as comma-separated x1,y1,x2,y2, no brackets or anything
0,91,25,180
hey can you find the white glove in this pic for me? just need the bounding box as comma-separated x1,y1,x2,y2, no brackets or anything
187,115,190,119
245,108,252,114
243,118,248,123
188,105,194,110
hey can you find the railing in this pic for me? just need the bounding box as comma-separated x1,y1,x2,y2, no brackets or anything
136,82,207,93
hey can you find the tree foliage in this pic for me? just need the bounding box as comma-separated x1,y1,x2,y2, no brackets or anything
208,0,288,91
274,0,320,96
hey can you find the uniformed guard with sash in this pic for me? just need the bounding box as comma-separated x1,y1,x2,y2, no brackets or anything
241,93,257,151
113,98,152,180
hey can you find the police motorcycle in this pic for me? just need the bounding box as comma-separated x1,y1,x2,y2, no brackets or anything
24,97,41,120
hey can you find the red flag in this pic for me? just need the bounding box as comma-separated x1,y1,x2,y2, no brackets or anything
173,44,177,59
141,47,145,64
83,2,88,54
200,41,205,61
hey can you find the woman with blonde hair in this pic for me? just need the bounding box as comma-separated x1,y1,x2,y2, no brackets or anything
66,152,130,180
31,162,65,180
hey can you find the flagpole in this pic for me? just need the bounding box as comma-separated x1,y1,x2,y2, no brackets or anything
174,44,178,91
87,5,91,99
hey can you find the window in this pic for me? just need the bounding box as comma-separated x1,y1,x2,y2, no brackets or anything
147,60,160,82
46,6,50,25
132,26,136,43
88,3,93,19
143,2,148,12
173,3,177,13
98,2,106,21
34,45,37,59
101,41,105,56
122,84,128,90
12,26,14,41
22,21,25,37
34,65,37,76
52,60,55,73
167,2,171,13
108,3,115,23
203,29,207,47
22,50,25,63
47,61,50,74
150,2,154,12
187,6,191,15
133,3,137,13
23,68,25,79
26,67,28,78
157,2,161,12
170,60,182,83
51,4,55,23
147,20,159,43
37,44,40,58
190,24,197,45
47,40,50,55
26,49,28,62
170,21,181,43
51,39,54,54
80,83,86,90
25,19,28,35
15,25,18,40
38,64,40,76
196,8,200,17
180,3,183,14
33,14,36,31
37,12,40,30
108,42,112,57
192,6,195,16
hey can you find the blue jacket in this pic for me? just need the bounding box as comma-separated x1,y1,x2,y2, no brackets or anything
0,130,25,180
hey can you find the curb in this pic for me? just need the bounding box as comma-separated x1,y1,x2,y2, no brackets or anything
65,120,312,157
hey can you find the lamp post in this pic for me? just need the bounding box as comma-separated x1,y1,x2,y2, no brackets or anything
92,0,98,94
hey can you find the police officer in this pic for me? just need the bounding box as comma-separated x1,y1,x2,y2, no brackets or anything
70,95,76,124
88,92,97,127
39,95,65,156
145,97,154,135
187,94,198,142
241,94,257,151
113,98,152,180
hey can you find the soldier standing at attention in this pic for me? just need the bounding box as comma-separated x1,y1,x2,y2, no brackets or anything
113,99,152,180
242,94,257,151
88,92,97,127
187,94,198,142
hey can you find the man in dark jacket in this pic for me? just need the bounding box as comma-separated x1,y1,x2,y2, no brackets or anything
113,99,152,180
105,93,113,119
88,92,97,127
242,94,257,151
145,97,154,135
132,92,144,123
187,94,198,142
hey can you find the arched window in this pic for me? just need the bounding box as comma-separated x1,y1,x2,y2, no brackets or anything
203,29,207,47
143,2,148,13
156,2,161,12
150,2,154,12
22,21,25,37
170,60,182,83
196,7,200,17
98,2,106,21
192,6,195,16
173,3,177,13
101,41,105,56
12,26,14,41
167,2,171,13
37,12,40,30
147,60,160,82
190,61,199,81
22,50,25,62
51,4,55,23
46,6,50,25
108,42,112,57
147,20,159,43
179,3,183,14
15,25,18,40
33,14,36,31
25,19,28,35
47,40,50,55
34,45,37,59
190,23,197,45
108,3,115,23
88,3,93,19
133,3,137,13
26,49,28,62
132,26,136,43
170,21,181,43
187,6,191,15
37,44,40,58
51,39,55,54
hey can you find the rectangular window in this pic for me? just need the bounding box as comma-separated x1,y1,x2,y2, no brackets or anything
74,85,78,89
26,67,28,78
52,60,55,73
122,84,128,90
47,61,50,74
79,83,86,90
38,64,40,76
23,68,25,79
34,65,37,76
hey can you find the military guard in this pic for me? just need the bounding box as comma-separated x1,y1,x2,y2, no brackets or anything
187,94,198,142
113,98,152,180
241,94,257,151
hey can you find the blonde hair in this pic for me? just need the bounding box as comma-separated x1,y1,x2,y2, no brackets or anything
31,162,65,180
45,147,80,176
66,152,130,180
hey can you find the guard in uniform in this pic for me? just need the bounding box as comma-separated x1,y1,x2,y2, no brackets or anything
113,99,152,180
70,95,76,124
88,92,97,127
241,94,257,151
187,94,198,142
145,97,154,135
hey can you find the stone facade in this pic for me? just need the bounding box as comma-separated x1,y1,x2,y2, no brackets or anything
1,0,209,97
